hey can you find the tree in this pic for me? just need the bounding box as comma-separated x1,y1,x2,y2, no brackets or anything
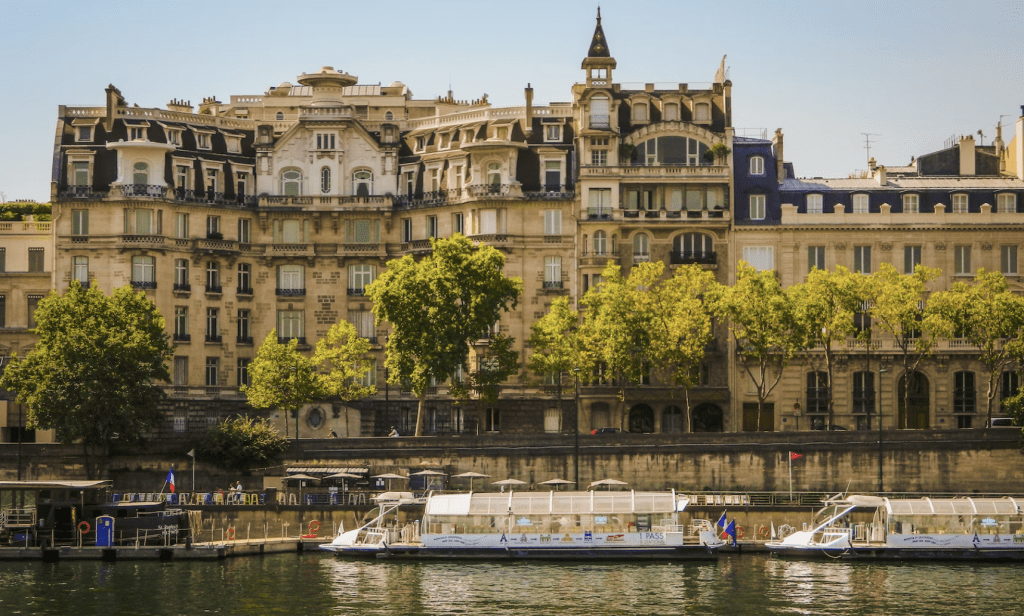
243,321,374,452
867,263,949,429
367,235,523,436
716,263,805,431
0,282,173,478
929,270,1024,426
195,414,288,474
527,296,594,431
790,266,869,430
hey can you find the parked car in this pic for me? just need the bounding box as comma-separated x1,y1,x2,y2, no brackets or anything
590,427,621,435
986,417,1018,428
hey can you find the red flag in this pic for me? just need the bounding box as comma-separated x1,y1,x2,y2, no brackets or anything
790,452,803,460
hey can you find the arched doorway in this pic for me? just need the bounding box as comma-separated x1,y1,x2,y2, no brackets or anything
692,403,724,432
662,406,685,433
629,404,654,433
898,371,930,429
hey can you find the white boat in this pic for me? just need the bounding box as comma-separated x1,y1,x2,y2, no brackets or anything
767,494,1024,560
321,489,724,560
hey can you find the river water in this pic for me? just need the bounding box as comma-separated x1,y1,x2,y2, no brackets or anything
1,553,1021,615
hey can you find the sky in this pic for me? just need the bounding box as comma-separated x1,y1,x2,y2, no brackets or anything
1,0,1022,203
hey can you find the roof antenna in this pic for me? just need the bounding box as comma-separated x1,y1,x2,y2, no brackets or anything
861,133,881,166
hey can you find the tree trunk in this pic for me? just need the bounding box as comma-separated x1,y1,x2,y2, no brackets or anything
415,389,427,437
82,442,93,480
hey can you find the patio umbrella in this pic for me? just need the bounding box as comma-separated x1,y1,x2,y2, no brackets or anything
453,471,490,491
285,474,320,504
539,478,576,491
372,473,409,491
588,478,628,490
410,469,447,491
491,478,527,492
325,471,361,491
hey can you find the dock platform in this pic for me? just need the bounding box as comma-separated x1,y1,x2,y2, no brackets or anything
0,537,331,562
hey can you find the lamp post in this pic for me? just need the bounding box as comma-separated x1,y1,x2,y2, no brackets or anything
384,334,389,436
291,364,299,462
878,366,888,493
573,367,581,488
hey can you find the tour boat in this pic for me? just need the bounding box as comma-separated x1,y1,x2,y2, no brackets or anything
767,494,1024,560
321,489,724,559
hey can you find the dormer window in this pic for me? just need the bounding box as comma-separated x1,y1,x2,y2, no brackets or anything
194,130,213,150
749,156,765,175
663,103,679,122
130,127,146,141
462,128,475,143
903,193,919,213
852,193,869,214
439,132,451,149
166,129,183,146
77,126,93,142
133,162,150,185
415,136,425,152
998,193,1017,213
225,135,241,153
72,118,99,142
633,102,648,122
316,133,335,150
694,102,711,122
589,95,610,129
952,193,969,213
543,123,562,142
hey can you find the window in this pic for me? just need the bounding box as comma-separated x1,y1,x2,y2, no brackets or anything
904,245,922,274
238,218,251,244
633,102,648,122
174,259,189,290
852,193,869,214
384,111,394,121
349,310,375,341
953,245,972,275
278,264,304,294
320,167,331,193
854,246,872,274
593,230,607,255
275,111,284,121
349,264,375,295
544,160,561,191
175,164,190,192
452,213,463,235
852,371,875,418
277,310,304,340
315,133,335,150
591,149,607,166
402,219,412,243
749,156,765,175
205,357,219,386
485,407,500,432
952,193,969,213
273,219,305,244
807,246,825,273
174,307,188,339
173,357,188,386
237,358,251,388
806,371,829,429
806,194,823,214
175,213,189,239
237,309,251,343
544,257,562,289
166,129,182,146
1001,371,1020,404
237,263,252,293
589,95,609,129
675,232,714,261
0,248,4,273
663,102,678,121
626,190,654,211
954,371,976,415
236,171,248,198
205,308,220,343
77,125,92,142
694,102,711,122
478,209,504,234
130,127,146,141
1002,245,1018,275
903,193,919,213
632,234,650,262
206,216,221,238
72,161,90,187
130,161,150,186
854,301,872,334
402,170,416,195
27,294,42,329
131,256,155,288
588,189,611,217
28,248,44,272
124,209,158,235
71,210,88,236
544,210,561,236
72,256,89,285
281,169,302,196
742,246,775,271
206,261,221,291
427,215,438,239
205,168,218,195
749,194,766,220
997,193,1017,214
544,124,561,142
486,163,501,187
352,170,373,196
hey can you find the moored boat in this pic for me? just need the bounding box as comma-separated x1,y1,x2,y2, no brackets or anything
321,489,724,560
767,494,1024,560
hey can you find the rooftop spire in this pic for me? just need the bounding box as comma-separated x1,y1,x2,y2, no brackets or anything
587,7,611,58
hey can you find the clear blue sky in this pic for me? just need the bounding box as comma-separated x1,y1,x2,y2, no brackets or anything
1,0,1021,203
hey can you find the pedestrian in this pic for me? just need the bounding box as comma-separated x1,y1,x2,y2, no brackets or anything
389,426,399,438
329,428,338,438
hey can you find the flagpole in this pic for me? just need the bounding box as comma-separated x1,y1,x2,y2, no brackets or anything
788,451,793,502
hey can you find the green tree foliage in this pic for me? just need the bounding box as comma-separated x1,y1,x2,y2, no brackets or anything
716,263,804,431
582,262,717,430
243,322,374,440
790,266,868,429
929,270,1024,425
367,235,523,436
0,282,172,477
867,263,949,429
0,201,51,221
527,296,591,404
195,414,288,474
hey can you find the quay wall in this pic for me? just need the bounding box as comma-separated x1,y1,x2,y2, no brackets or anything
2,429,1022,494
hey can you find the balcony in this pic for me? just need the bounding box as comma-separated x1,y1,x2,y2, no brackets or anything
236,286,253,296
633,253,651,263
116,184,167,199
176,188,257,207
196,238,238,253
467,234,508,245
393,190,451,208
542,281,564,290
670,250,718,265
236,336,254,345
58,185,108,199
205,334,223,344
276,288,305,297
347,288,366,296
270,244,313,256
523,187,575,201
172,334,191,343
278,336,307,346
130,280,157,290
259,194,391,208
587,209,612,220
580,254,618,267
580,164,730,180
205,284,223,295
121,235,164,246
466,183,521,199
173,283,191,292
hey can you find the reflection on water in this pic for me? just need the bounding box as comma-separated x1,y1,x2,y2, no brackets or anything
2,554,1023,615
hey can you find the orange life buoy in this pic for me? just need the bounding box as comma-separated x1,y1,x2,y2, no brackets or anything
308,520,321,534
737,526,745,539
226,527,235,541
759,526,770,538
78,521,90,534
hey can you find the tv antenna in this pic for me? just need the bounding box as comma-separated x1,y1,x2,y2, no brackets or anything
861,133,881,166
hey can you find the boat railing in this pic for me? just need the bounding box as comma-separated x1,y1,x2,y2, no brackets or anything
0,507,36,529
653,524,688,533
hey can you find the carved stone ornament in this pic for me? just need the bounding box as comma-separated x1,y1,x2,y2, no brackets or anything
981,243,993,251
879,243,892,251
935,243,947,250
834,243,846,251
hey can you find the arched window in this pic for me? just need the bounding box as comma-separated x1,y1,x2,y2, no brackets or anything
320,167,331,193
633,102,648,122
663,103,679,121
133,161,149,185
590,95,610,129
593,230,607,255
281,169,302,196
694,102,711,121
353,170,373,196
673,233,714,263
632,233,650,262
487,162,501,187
275,111,284,120
384,111,394,121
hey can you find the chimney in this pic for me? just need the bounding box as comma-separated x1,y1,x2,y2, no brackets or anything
874,165,887,186
771,128,784,183
959,135,976,176
167,98,192,114
104,84,125,132
524,84,534,136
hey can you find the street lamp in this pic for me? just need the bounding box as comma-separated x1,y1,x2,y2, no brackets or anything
384,334,389,436
573,367,581,488
878,366,889,493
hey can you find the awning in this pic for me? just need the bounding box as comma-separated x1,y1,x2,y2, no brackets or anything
286,467,368,476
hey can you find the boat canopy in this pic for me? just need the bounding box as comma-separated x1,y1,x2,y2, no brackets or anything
424,491,687,516
0,480,112,490
883,497,1023,516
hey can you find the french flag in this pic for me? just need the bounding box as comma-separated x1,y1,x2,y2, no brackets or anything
167,468,175,494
